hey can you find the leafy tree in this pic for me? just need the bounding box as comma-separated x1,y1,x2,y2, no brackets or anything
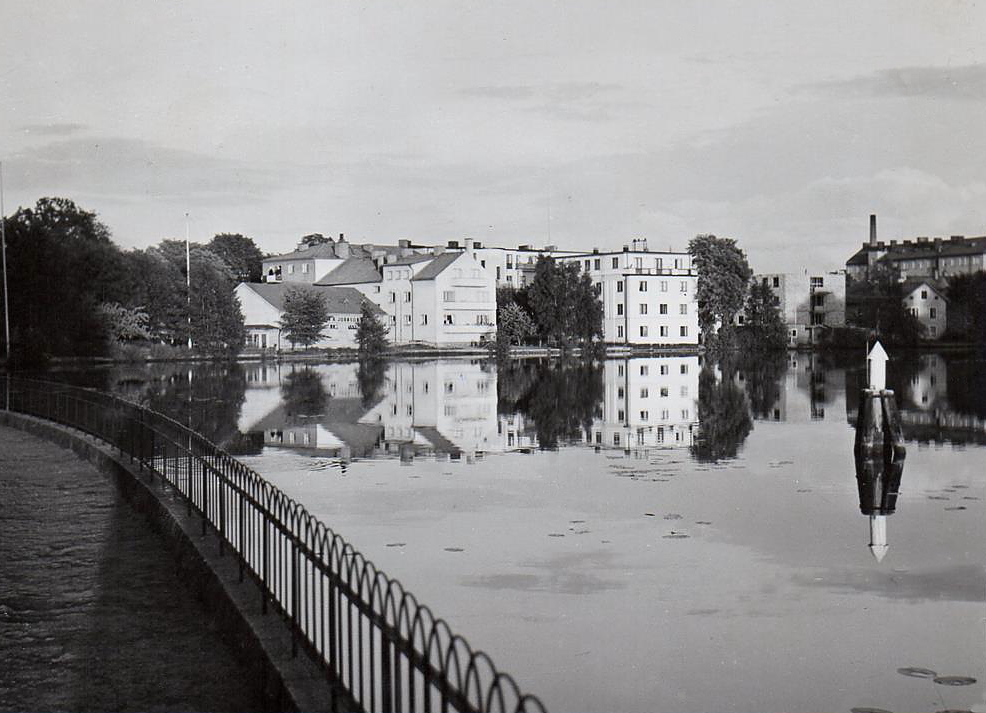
356,300,388,357
497,302,536,346
737,281,787,350
208,233,265,282
507,359,605,449
299,233,331,249
945,271,986,344
688,234,752,339
526,257,603,347
280,287,329,348
357,357,388,408
98,302,152,343
2,197,128,359
846,262,924,345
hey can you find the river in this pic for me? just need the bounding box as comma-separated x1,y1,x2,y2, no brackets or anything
46,351,986,712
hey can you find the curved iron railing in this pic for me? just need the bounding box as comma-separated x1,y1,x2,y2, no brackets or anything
2,376,546,713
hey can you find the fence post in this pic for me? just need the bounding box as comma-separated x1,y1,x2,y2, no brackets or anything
201,459,209,537
381,632,393,713
291,539,299,658
262,514,269,615
218,465,226,556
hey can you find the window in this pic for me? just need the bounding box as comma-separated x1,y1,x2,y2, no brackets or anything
389,292,396,302
680,303,687,315
640,411,649,422
584,259,591,271
634,257,643,269
443,290,454,302
680,281,687,293
617,325,624,338
617,410,625,421
480,260,486,267
921,290,928,299
810,276,823,287
617,303,624,315
403,314,411,324
288,264,295,274
680,364,688,374
660,326,668,337
640,325,648,337
812,294,824,307
930,325,938,336
302,263,309,273
640,303,648,315
617,280,624,292
496,266,501,280
773,277,780,287
640,388,649,398
506,256,513,268
680,326,688,337
506,275,513,284
656,257,663,270
640,365,648,376
594,259,600,270
660,281,668,292
404,291,411,302
612,257,619,268
680,385,688,397
421,314,428,325
681,409,690,420
639,281,647,292
660,387,669,397
614,433,621,446
660,364,669,375
659,303,668,315
443,314,454,325
673,258,681,269
618,364,625,376
389,315,396,324
617,386,625,399
930,308,937,319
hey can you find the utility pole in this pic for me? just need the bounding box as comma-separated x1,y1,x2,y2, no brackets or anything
1,162,10,363
185,213,192,350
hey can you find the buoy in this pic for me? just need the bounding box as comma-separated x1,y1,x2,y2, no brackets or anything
854,342,906,562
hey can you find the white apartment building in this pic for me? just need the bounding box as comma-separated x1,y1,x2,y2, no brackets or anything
555,242,699,346
470,241,581,288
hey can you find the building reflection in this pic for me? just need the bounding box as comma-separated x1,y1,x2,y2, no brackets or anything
737,352,845,424
236,356,702,461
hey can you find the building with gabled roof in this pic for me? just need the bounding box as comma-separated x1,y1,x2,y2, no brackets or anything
900,279,947,340
234,282,383,351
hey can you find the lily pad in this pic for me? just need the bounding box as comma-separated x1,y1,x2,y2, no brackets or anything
897,667,937,679
664,513,683,520
933,676,976,686
443,547,464,552
385,542,406,548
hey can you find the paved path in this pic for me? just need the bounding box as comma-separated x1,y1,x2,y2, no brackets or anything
0,425,264,712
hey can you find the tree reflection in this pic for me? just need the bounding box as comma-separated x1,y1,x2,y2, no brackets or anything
281,368,328,418
733,350,787,419
500,358,604,450
357,358,387,409
691,363,753,462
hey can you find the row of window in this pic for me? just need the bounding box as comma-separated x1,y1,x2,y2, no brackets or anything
578,257,688,271
616,386,690,398
616,303,689,316
616,280,689,293
617,325,689,338
389,313,493,326
611,410,691,426
617,363,690,376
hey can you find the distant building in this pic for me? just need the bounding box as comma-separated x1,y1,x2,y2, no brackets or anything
741,271,846,347
234,282,382,350
845,214,986,283
901,279,947,340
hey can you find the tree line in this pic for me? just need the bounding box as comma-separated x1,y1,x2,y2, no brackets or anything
1,197,262,364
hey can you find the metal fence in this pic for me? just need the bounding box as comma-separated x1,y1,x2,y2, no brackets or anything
2,376,546,713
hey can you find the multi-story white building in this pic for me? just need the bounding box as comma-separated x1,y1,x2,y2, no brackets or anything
555,241,699,346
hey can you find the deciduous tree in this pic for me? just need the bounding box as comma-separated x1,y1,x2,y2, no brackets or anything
688,234,752,339
738,281,787,350
208,233,265,283
356,300,388,357
280,287,329,348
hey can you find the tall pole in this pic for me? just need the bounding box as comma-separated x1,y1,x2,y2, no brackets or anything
1,161,10,363
185,213,192,350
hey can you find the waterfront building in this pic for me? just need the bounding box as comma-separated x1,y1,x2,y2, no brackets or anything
234,282,381,350
745,271,846,347
901,279,947,340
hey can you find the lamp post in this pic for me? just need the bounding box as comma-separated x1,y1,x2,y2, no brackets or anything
1,161,10,363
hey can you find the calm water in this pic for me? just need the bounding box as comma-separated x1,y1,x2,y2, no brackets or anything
48,352,986,712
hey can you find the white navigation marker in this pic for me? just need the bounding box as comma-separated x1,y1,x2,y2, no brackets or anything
867,341,888,390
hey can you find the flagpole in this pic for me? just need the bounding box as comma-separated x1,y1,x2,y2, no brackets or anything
1,161,10,363
185,213,192,350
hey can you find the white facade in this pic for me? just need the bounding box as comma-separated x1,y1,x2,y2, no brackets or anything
471,242,580,288
902,281,947,340
747,271,846,347
555,249,699,345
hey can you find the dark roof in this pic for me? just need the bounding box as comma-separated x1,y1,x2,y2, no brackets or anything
239,283,382,314
848,236,986,267
265,242,349,261
846,249,869,266
386,254,434,267
315,258,383,286
411,252,461,281
900,279,947,299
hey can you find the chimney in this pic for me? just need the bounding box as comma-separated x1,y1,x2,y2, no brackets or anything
473,241,482,249
398,239,411,249
447,240,460,249
592,247,599,254
889,240,897,246
869,215,877,246
518,244,531,251
545,244,557,252
339,233,344,241
464,237,474,253
623,245,629,252
335,239,350,259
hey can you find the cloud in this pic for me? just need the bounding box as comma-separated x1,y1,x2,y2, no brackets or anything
458,81,629,121
18,123,87,136
809,63,986,102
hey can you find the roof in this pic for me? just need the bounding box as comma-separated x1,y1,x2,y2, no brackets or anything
385,254,434,267
846,249,869,266
238,282,382,314
901,279,947,299
315,258,383,286
411,252,462,281
265,241,350,261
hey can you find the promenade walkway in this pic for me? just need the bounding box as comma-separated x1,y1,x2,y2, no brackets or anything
0,425,264,712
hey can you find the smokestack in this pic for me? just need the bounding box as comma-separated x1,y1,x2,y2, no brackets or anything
869,215,877,246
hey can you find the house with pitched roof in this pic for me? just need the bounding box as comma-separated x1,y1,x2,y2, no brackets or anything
901,279,947,340
234,282,384,350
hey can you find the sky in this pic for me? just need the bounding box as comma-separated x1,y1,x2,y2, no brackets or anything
2,0,985,273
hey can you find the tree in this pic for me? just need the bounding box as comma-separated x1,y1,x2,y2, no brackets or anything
846,262,924,345
280,287,329,349
945,271,986,344
299,233,331,249
98,302,152,343
208,233,265,283
281,368,328,417
737,281,787,350
691,364,753,462
688,234,752,340
2,197,128,359
497,302,536,346
356,300,388,357
526,257,603,347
